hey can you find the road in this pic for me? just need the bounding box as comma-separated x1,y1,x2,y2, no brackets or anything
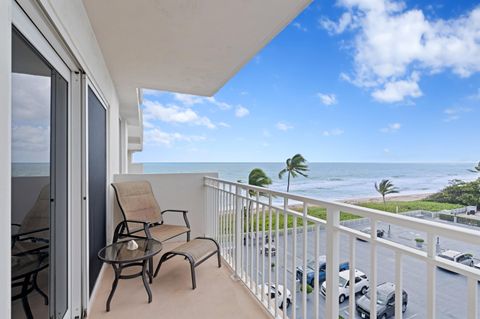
239,217,480,318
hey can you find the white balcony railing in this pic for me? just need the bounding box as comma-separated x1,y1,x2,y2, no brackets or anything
204,176,480,319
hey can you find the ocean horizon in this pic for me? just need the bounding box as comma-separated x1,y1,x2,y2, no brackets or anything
141,162,477,201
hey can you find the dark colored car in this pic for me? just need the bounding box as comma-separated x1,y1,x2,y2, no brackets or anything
357,227,385,241
356,282,408,319
296,255,349,287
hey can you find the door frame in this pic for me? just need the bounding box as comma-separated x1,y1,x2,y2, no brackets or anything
12,1,82,318
81,76,110,314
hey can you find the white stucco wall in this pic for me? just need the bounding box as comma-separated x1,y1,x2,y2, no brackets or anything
0,1,12,317
113,173,219,241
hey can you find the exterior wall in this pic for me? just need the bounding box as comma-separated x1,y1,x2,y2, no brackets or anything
113,173,219,240
0,1,12,317
8,0,126,316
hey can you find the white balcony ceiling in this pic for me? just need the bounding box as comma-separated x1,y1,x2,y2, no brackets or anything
83,0,311,123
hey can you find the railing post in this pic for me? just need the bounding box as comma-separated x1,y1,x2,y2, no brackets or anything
326,207,340,319
426,232,436,319
234,185,242,279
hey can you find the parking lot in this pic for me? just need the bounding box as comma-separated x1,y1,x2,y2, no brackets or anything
241,216,480,318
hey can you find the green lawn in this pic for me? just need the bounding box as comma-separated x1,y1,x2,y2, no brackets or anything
227,200,462,232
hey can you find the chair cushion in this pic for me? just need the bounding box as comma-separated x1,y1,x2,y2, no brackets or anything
169,238,218,263
149,224,190,242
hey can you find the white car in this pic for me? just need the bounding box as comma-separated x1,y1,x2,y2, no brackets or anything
260,243,276,256
258,283,292,309
320,269,369,303
438,250,474,267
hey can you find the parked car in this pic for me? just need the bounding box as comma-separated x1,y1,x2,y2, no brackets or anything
356,282,408,319
258,283,292,309
438,250,474,267
357,227,385,241
260,242,276,256
466,206,477,215
320,269,369,303
296,255,349,287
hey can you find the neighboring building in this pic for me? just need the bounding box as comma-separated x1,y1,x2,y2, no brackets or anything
1,1,311,318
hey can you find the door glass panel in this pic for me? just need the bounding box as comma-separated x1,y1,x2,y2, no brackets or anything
88,88,106,293
11,28,68,319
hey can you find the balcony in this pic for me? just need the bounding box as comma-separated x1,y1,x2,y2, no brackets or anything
88,241,271,319
91,173,480,319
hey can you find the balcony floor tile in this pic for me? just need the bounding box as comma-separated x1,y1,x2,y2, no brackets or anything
89,242,270,319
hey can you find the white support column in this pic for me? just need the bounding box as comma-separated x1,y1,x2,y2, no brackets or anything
426,233,436,319
0,2,11,317
326,207,340,319
234,185,242,278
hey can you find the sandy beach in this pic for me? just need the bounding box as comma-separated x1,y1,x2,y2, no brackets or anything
342,193,433,204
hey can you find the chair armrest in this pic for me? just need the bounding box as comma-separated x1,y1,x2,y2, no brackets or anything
12,227,49,239
160,210,190,229
113,220,153,242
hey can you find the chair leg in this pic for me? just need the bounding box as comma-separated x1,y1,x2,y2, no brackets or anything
154,254,167,278
189,260,196,290
217,249,221,268
187,231,191,242
33,272,48,305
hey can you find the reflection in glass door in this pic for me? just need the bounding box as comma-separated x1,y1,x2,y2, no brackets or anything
11,28,68,319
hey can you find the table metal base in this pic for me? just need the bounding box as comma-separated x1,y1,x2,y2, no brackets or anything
106,259,153,312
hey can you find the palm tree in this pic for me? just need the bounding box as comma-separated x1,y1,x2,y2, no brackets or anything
278,154,309,192
244,168,272,236
469,162,480,173
374,179,399,205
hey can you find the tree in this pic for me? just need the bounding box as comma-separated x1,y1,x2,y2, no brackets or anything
468,161,480,173
374,179,399,205
278,154,309,192
243,169,272,234
248,168,272,197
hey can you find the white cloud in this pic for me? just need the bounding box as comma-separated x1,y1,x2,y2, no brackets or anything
384,148,391,153
143,100,216,129
323,0,480,103
380,123,402,133
320,12,353,34
235,105,250,118
218,122,231,128
322,128,344,136
317,93,338,105
12,73,50,126
144,128,206,146
172,93,232,110
262,129,271,137
443,107,472,122
292,22,308,32
276,122,293,131
12,125,50,162
372,78,422,103
172,93,206,106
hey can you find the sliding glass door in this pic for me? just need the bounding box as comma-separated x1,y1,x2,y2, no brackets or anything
11,27,68,319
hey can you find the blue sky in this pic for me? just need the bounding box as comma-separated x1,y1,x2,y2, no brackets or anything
135,0,480,163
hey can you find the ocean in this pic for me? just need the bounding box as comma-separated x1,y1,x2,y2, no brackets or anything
13,162,477,201
143,162,477,201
